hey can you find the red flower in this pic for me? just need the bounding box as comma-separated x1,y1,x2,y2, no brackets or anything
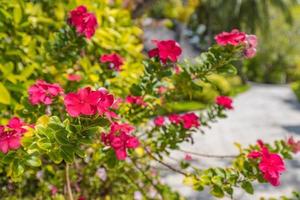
64,87,100,117
101,122,139,160
148,40,182,63
216,96,233,109
168,114,181,125
68,5,98,39
126,96,147,106
184,154,192,161
0,117,28,154
154,116,165,126
100,53,124,71
96,88,117,120
67,74,82,82
28,80,63,105
181,113,200,129
287,136,300,153
248,141,286,186
214,29,246,46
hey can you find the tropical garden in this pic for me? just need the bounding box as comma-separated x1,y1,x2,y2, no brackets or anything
0,0,299,199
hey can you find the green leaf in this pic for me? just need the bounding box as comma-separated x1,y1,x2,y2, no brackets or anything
0,82,11,105
48,151,63,164
241,181,254,194
13,5,22,24
25,156,41,167
210,186,224,198
60,145,75,163
54,129,69,145
217,64,237,75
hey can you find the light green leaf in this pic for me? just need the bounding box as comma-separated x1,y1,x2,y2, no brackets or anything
0,82,11,105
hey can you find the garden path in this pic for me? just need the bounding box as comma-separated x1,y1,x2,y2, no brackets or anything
161,83,300,200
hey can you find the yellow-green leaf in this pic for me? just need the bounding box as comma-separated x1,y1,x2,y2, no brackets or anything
0,83,11,105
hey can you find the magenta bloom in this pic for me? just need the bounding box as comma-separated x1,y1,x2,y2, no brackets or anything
0,117,28,154
181,113,200,129
126,95,147,106
184,154,192,161
101,122,139,160
214,29,246,46
154,116,165,126
216,96,233,109
287,136,300,154
148,40,182,63
28,80,63,105
100,53,124,71
64,87,100,117
248,141,286,186
96,88,117,119
168,114,181,125
68,5,98,39
67,74,82,82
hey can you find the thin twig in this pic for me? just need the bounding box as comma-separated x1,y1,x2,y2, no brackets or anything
145,149,188,176
178,149,237,159
65,163,74,200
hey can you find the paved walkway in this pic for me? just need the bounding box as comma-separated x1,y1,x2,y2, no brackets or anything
161,84,300,199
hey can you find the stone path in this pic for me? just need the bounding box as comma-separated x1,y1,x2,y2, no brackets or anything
161,83,300,200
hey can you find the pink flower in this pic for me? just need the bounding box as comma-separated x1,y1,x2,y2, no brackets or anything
181,113,200,129
168,114,181,125
126,95,147,106
67,74,82,82
157,86,167,95
244,35,258,59
216,96,233,109
68,5,98,39
287,136,300,154
184,154,192,161
51,186,58,196
101,122,139,160
0,117,28,154
96,88,117,119
78,196,86,200
148,40,182,63
215,29,246,46
96,167,107,181
28,80,63,105
154,116,165,126
100,53,124,71
64,87,100,117
248,141,286,186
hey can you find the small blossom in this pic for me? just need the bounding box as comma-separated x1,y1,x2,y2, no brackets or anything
148,40,182,63
78,196,86,200
215,29,246,46
28,80,63,105
154,116,165,126
181,113,200,129
248,141,286,186
126,95,147,106
244,35,258,58
100,53,124,71
287,136,300,153
67,74,82,82
157,86,167,95
134,191,143,200
184,154,192,161
68,5,98,39
101,122,139,160
51,186,58,196
96,167,107,181
216,96,233,109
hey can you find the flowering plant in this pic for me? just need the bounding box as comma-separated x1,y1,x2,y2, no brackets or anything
0,3,299,200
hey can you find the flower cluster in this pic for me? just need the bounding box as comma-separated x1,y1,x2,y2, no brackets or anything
126,95,147,107
64,87,117,118
0,117,28,154
148,40,182,63
68,5,98,39
154,112,200,129
214,29,257,58
101,122,140,160
287,136,300,153
100,53,124,71
28,80,63,105
248,140,286,186
216,96,233,109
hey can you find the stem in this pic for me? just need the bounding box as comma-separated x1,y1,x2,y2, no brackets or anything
65,163,74,200
179,149,236,159
145,148,188,176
